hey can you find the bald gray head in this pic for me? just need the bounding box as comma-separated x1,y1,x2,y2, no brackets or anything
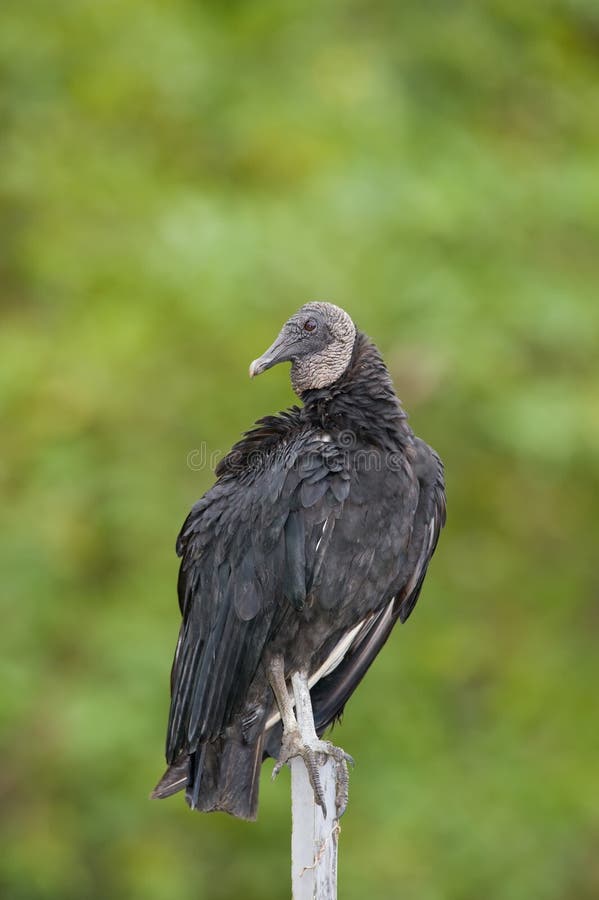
249,302,357,394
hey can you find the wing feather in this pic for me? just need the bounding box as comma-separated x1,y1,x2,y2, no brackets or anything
165,429,353,765
309,439,446,734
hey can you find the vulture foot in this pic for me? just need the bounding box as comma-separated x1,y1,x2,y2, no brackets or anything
272,729,353,818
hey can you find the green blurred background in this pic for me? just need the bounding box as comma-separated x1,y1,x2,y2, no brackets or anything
2,1,599,898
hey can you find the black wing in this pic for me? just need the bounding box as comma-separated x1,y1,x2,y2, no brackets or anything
309,437,446,734
166,424,365,763
166,444,292,762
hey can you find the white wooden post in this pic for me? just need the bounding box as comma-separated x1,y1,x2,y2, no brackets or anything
291,757,340,900
289,671,341,899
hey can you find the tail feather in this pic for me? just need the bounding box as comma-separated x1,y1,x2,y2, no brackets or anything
151,733,264,821
151,757,188,799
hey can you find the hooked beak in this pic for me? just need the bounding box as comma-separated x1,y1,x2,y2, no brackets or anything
249,333,294,378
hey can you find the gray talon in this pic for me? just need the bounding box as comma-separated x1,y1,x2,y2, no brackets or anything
272,730,351,818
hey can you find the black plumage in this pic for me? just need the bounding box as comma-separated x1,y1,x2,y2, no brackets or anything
153,303,446,819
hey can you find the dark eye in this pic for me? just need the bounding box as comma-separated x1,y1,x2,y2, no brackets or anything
303,318,317,332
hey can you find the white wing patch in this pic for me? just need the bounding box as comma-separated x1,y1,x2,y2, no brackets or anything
307,617,370,688
264,612,377,731
427,515,436,554
314,516,330,554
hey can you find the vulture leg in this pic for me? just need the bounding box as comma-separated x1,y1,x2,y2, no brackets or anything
268,656,353,817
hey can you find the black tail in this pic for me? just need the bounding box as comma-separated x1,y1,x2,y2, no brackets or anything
151,732,264,821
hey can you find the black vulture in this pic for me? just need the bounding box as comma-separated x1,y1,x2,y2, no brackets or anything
152,302,446,820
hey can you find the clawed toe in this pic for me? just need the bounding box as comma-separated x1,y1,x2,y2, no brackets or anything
271,729,301,781
272,731,352,818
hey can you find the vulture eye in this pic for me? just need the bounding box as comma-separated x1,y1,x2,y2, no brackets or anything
303,318,317,333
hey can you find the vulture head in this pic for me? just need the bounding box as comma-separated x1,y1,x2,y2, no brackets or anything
249,302,357,394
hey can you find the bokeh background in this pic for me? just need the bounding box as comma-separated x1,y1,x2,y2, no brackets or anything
2,1,599,898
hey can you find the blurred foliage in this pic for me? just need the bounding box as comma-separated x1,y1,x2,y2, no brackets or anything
1,1,599,898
